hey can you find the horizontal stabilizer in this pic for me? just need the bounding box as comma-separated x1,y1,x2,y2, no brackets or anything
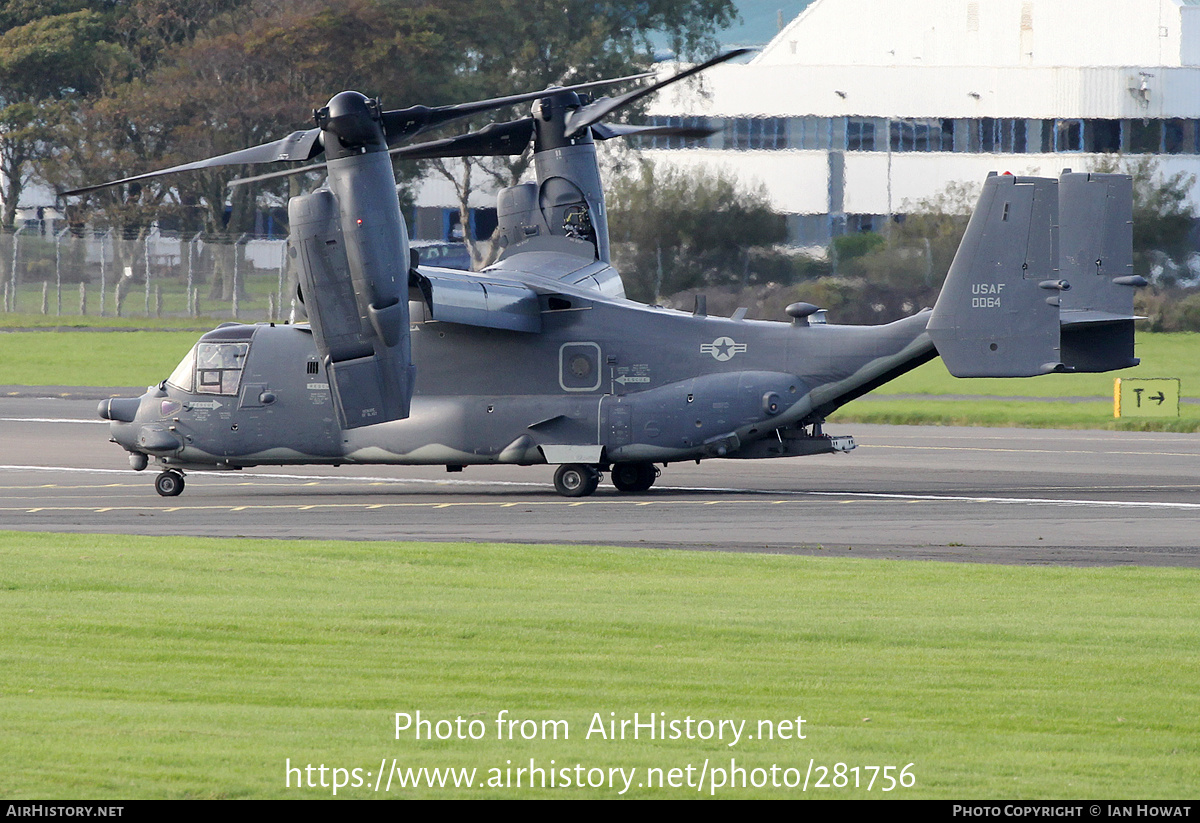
928,171,1140,377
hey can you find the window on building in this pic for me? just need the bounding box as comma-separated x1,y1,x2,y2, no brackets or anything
1163,119,1199,154
726,117,788,150
1055,119,1083,152
846,118,876,151
1035,119,1054,152
977,118,995,153
636,115,1197,156
1084,120,1121,153
795,116,831,150
889,119,951,152
972,119,1027,153
940,118,956,151
1003,119,1027,153
830,117,847,150
787,214,830,246
1127,119,1160,153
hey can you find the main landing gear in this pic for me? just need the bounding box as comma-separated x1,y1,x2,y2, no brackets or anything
552,462,660,498
553,464,600,497
154,470,185,497
610,461,659,492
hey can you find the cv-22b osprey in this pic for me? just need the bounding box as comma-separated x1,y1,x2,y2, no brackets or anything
80,52,1143,498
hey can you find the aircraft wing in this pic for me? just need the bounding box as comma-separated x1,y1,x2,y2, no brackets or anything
486,237,626,298
412,267,542,332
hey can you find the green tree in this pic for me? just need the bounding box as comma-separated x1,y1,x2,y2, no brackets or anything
47,0,464,301
1091,155,1196,279
607,160,786,302
0,7,127,227
806,182,982,323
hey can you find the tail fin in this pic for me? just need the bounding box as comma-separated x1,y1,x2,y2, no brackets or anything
927,171,1142,377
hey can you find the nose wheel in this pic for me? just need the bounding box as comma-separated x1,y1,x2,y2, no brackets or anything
154,470,185,497
553,464,600,498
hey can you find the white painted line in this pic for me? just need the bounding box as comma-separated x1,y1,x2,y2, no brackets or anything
0,464,547,488
1,464,1197,510
0,417,107,424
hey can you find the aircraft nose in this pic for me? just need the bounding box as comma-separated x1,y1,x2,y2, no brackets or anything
100,395,179,455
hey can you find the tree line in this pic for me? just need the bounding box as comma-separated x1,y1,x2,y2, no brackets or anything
0,0,737,236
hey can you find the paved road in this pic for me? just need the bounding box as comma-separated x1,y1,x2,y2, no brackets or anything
1,394,1198,566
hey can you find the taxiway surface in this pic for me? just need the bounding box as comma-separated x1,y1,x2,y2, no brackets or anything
2,393,1198,566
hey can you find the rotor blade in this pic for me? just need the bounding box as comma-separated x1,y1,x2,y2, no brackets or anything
380,71,653,146
227,161,329,188
388,118,536,161
61,129,322,197
590,122,719,141
232,118,537,184
564,48,752,139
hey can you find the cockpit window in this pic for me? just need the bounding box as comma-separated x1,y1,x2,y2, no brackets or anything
194,342,249,395
166,347,196,392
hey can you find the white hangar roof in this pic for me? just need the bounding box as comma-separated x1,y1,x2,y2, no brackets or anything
649,0,1200,120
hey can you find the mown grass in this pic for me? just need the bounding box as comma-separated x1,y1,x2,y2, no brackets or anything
834,398,1200,432
1,531,1197,799
0,331,199,387
831,332,1200,431
870,333,1200,399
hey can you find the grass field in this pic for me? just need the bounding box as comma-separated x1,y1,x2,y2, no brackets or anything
837,332,1200,431
869,333,1200,399
1,531,1197,799
0,330,200,387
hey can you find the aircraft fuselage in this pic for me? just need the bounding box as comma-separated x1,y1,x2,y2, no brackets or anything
103,278,933,481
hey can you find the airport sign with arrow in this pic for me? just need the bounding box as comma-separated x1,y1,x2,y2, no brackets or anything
1114,378,1180,418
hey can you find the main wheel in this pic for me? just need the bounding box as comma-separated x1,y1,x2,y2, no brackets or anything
611,462,658,492
154,471,185,497
553,464,600,498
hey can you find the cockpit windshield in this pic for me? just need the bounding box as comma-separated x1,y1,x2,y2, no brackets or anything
166,341,250,395
165,347,195,392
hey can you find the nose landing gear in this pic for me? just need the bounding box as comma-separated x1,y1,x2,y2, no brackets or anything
154,470,186,497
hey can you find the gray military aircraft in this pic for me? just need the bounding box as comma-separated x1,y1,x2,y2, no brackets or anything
80,53,1143,498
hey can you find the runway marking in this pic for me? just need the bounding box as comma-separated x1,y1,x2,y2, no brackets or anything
0,464,547,489
5,492,1200,513
0,417,107,424
867,444,1200,458
2,465,1199,511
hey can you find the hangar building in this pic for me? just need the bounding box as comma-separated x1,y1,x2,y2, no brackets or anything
641,0,1200,247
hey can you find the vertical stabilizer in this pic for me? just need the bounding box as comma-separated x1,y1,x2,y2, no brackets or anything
928,171,1140,377
1057,172,1140,372
927,173,1060,376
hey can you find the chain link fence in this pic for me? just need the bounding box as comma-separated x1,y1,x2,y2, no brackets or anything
0,223,297,323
